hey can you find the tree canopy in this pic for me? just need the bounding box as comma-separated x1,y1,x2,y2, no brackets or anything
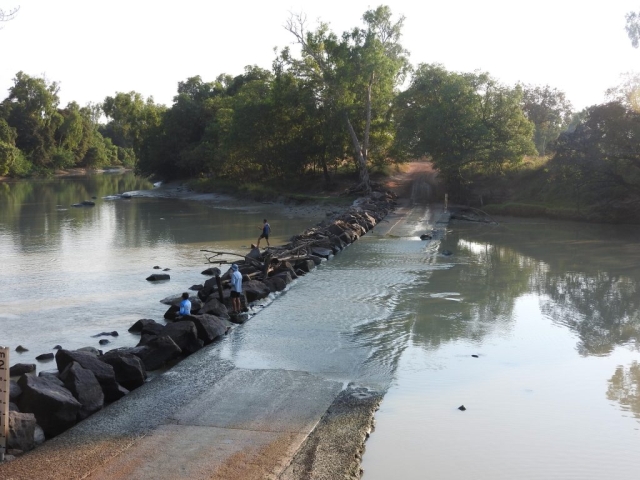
394,64,536,195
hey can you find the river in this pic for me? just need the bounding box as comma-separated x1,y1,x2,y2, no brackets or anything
2,174,640,479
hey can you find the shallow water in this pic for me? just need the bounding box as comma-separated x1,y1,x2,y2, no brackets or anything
361,219,640,480
0,174,321,366
3,175,640,478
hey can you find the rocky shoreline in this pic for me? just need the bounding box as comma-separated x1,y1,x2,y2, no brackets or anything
3,189,397,466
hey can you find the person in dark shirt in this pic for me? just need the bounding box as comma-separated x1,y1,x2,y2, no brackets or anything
257,219,271,248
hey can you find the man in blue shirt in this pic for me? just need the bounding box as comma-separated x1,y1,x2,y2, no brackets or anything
179,292,191,315
257,219,271,248
230,264,243,313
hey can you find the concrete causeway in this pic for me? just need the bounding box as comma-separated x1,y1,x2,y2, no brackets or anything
1,201,447,480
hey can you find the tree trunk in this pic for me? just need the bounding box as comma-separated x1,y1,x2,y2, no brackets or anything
345,114,371,193
363,72,374,165
321,147,331,188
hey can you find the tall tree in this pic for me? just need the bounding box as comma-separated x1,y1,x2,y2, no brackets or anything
552,101,640,212
102,91,164,160
395,64,535,197
605,72,640,112
520,84,573,156
283,5,409,192
0,71,63,167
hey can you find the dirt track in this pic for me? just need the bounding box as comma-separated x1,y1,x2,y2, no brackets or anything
384,161,442,204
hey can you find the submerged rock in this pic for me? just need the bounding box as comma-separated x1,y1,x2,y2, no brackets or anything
15,345,28,353
91,331,119,338
35,353,54,361
147,273,170,281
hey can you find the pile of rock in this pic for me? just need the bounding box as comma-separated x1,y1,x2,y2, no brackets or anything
6,347,146,456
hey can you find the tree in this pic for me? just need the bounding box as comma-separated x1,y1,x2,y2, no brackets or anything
605,72,640,112
0,71,63,167
0,117,27,176
102,91,164,160
283,5,409,192
520,84,573,156
626,11,640,48
395,64,535,197
551,101,640,212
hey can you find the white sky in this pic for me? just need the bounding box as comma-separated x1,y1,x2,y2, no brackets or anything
1,0,639,111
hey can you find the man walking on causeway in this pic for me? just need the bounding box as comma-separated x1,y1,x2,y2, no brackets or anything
257,218,271,248
230,264,243,313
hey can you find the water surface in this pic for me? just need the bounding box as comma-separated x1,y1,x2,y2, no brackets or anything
0,173,321,365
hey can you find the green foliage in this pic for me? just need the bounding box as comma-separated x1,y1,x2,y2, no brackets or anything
102,91,165,164
551,101,640,211
395,64,536,198
520,84,573,155
0,71,62,167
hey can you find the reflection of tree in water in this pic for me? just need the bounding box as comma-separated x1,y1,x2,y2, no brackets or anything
607,362,640,420
0,173,152,251
539,273,640,356
351,236,539,380
410,241,538,350
353,220,640,377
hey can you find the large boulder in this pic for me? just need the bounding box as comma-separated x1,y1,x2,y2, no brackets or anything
76,346,100,356
9,380,21,402
294,259,316,273
38,371,65,387
243,280,271,303
264,276,286,292
327,222,347,237
17,375,81,438
162,294,203,312
10,363,36,376
164,305,180,321
8,411,36,452
199,296,230,319
163,321,203,354
201,267,221,276
140,320,165,337
307,255,323,266
272,272,293,286
130,335,182,371
100,350,147,391
180,314,229,344
128,318,161,334
59,362,104,420
55,349,124,403
311,247,333,259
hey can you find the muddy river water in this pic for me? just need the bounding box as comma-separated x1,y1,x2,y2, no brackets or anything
2,174,640,479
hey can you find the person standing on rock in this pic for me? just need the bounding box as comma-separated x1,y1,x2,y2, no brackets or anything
179,292,191,316
257,219,271,248
230,264,243,313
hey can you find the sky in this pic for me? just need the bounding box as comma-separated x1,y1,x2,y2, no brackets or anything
1,0,639,111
